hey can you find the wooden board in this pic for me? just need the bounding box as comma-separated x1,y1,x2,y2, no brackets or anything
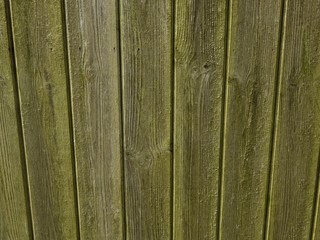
173,0,227,239
64,0,124,239
266,0,320,239
0,1,32,239
219,0,283,239
120,0,173,238
9,0,79,239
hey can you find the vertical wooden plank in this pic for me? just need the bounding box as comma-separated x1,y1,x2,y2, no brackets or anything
0,1,32,239
219,0,283,239
267,0,320,239
120,0,172,238
173,0,227,239
64,0,124,239
9,0,79,239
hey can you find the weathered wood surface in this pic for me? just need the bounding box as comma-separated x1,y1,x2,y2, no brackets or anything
0,1,32,239
64,0,124,239
1,0,320,239
173,0,227,239
266,0,320,239
9,0,79,239
120,0,173,238
219,0,283,239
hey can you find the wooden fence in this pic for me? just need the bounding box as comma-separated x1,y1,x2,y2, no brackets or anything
1,0,320,239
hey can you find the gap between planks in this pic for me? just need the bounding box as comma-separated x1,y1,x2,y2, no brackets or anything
117,0,128,238
60,0,83,239
171,0,176,238
218,0,233,238
263,0,288,238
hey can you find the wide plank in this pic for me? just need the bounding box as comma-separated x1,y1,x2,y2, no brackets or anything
64,0,124,239
266,0,320,239
9,0,79,239
0,1,32,239
173,0,227,239
120,0,173,238
219,0,283,239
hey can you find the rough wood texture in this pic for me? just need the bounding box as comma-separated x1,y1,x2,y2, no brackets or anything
219,0,283,239
9,0,79,239
64,0,124,239
0,1,31,239
120,0,173,238
2,0,320,239
173,0,227,239
267,0,320,239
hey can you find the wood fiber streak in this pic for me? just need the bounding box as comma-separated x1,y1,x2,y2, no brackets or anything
267,0,320,239
220,0,283,239
174,0,226,239
64,0,124,239
9,0,78,239
120,0,172,239
0,1,31,239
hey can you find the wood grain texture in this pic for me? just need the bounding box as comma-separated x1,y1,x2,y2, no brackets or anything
120,0,173,238
64,0,124,239
173,0,227,239
0,1,32,239
9,0,79,239
267,0,320,239
219,0,283,239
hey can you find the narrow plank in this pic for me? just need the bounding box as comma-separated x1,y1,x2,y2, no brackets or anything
9,0,79,239
64,0,124,239
0,1,32,239
219,0,283,239
267,0,320,239
173,0,227,239
120,0,173,238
